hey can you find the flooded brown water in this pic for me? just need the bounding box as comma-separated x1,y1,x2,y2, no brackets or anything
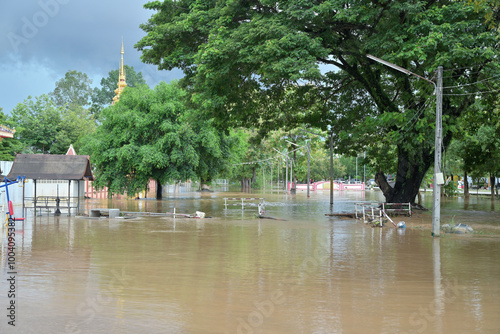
1,189,499,333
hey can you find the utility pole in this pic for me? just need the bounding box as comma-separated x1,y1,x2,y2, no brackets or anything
270,162,273,192
366,54,442,237
363,151,366,184
356,156,358,182
307,140,311,198
329,133,334,206
285,151,288,192
432,66,443,237
277,159,280,192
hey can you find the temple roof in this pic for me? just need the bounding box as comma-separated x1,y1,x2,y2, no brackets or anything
7,154,94,181
112,39,127,104
0,124,15,139
66,144,77,156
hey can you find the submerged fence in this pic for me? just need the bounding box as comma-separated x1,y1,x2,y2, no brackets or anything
223,197,265,210
355,202,412,227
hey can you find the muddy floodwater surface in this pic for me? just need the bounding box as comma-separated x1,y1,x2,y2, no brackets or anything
1,188,499,333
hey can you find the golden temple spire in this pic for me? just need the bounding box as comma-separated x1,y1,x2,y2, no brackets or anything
112,38,128,104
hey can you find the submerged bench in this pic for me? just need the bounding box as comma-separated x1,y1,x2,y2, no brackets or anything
89,208,120,218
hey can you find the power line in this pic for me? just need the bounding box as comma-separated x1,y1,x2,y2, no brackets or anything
442,73,500,89
400,95,434,132
443,88,500,96
232,156,277,166
233,143,309,166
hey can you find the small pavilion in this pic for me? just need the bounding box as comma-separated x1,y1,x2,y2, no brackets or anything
7,154,94,215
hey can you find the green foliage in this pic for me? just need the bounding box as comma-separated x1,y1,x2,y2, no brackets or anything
52,106,96,154
82,81,236,196
454,99,500,178
443,180,459,197
309,150,346,182
137,0,500,203
50,70,93,108
10,94,95,155
0,110,22,161
467,0,500,29
11,95,63,154
90,65,147,118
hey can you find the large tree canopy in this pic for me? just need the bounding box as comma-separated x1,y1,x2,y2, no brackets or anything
50,70,93,108
136,0,500,204
11,94,96,154
82,81,237,198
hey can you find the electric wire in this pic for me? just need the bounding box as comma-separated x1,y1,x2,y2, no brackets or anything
233,144,308,166
400,94,434,132
443,88,500,96
442,73,500,89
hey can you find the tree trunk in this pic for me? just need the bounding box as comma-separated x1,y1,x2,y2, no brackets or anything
490,173,495,199
375,145,431,205
464,170,469,198
156,180,162,199
241,178,250,190
241,167,257,190
200,178,210,191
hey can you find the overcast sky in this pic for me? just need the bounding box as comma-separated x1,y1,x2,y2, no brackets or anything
0,0,183,114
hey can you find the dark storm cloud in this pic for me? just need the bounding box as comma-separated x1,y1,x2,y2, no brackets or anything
0,0,182,113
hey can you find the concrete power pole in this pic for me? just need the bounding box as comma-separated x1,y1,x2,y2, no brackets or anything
432,66,443,237
329,134,334,206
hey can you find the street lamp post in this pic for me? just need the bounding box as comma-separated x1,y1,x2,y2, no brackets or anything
273,148,290,192
298,128,333,205
306,140,311,198
366,54,443,237
356,155,358,182
286,139,310,195
329,133,334,206
285,151,288,191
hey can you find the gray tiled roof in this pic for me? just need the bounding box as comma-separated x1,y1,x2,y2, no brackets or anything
7,154,94,180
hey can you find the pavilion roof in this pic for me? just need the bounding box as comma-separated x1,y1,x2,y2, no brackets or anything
7,154,94,181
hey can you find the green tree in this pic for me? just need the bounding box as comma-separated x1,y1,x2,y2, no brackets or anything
0,110,22,161
82,81,236,198
11,95,62,154
90,65,147,118
454,101,500,197
50,106,97,154
50,70,93,108
137,0,499,205
467,0,500,28
10,95,95,155
309,149,345,182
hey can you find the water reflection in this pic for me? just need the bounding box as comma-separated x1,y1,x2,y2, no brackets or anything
0,189,499,333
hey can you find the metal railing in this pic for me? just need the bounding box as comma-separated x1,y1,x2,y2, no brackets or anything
355,202,412,226
223,197,265,210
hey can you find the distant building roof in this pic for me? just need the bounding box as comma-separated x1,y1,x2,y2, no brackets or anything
7,154,94,181
66,144,77,156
